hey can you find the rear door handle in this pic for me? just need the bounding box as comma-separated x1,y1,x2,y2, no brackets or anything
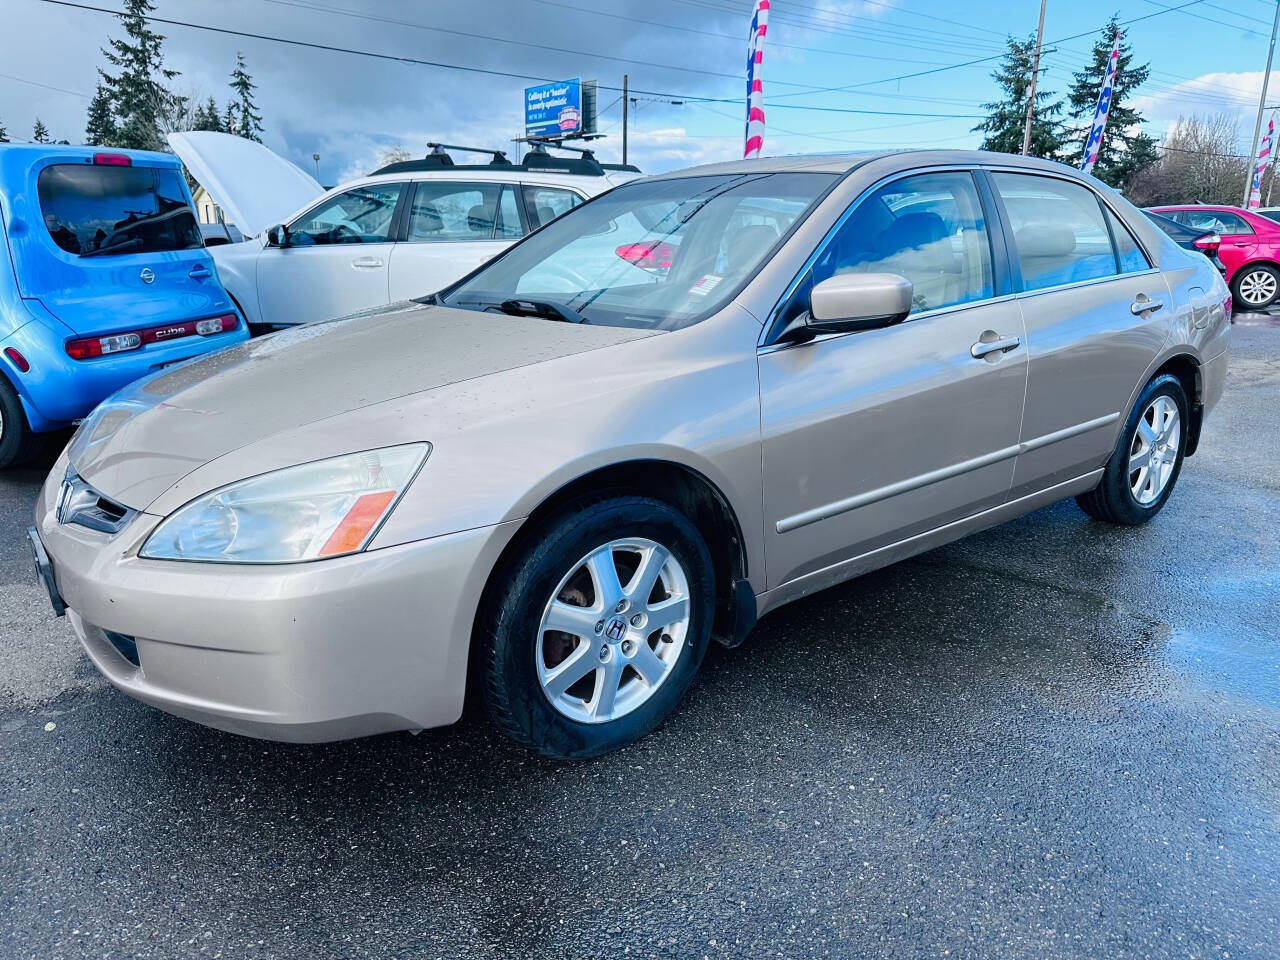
188,265,211,279
970,334,1021,359
1130,297,1164,315
351,256,384,269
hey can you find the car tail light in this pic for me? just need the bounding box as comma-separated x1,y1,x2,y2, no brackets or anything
616,241,675,271
1193,233,1221,255
195,314,238,336
92,152,131,166
65,314,237,361
4,347,29,373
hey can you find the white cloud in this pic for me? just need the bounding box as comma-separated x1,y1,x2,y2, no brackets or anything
1130,71,1266,144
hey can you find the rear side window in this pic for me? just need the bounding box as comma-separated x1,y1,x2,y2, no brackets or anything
38,163,202,257
524,186,583,229
1165,209,1252,235
993,173,1117,291
1104,207,1151,273
406,182,504,241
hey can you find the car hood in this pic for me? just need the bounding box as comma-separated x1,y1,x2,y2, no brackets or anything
167,131,324,237
69,302,660,510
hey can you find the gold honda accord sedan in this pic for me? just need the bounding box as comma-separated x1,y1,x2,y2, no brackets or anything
30,151,1231,758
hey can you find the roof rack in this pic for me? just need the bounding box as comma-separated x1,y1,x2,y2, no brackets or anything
369,139,640,177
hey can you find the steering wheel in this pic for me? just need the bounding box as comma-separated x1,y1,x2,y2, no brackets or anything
330,224,360,244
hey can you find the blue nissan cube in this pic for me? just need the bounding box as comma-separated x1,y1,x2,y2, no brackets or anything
0,144,248,467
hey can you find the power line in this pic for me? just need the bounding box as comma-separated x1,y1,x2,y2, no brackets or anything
31,0,988,119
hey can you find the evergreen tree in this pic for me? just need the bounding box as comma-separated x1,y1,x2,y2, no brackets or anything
222,101,238,136
193,96,223,132
85,81,118,146
0,117,8,143
32,118,51,144
229,53,263,141
99,0,179,151
1065,18,1155,188
973,35,1064,160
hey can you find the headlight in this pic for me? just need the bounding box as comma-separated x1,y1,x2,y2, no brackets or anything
140,444,430,563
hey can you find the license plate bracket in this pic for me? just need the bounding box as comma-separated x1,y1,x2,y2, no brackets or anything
27,526,66,617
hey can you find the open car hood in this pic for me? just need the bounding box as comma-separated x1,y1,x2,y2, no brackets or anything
167,131,324,238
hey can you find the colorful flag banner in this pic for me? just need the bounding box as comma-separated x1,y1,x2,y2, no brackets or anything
1249,114,1274,209
744,0,769,159
1080,32,1121,176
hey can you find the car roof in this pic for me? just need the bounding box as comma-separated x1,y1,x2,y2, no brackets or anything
0,143,181,167
641,149,1093,180
350,167,622,191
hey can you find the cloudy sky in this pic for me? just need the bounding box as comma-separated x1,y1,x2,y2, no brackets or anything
1,0,1276,184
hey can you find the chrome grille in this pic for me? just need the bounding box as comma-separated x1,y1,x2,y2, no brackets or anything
56,471,134,535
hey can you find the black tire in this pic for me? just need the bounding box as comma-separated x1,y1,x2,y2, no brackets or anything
0,377,42,469
1231,262,1280,311
1075,373,1189,526
479,495,715,759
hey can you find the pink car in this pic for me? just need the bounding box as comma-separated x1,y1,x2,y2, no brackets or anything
1150,204,1280,310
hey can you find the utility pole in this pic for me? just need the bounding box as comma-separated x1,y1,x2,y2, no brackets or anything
1245,0,1280,207
622,74,629,165
1021,0,1048,156
312,153,320,180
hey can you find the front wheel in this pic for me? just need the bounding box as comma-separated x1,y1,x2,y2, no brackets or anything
1075,373,1188,525
479,496,715,759
1232,263,1280,310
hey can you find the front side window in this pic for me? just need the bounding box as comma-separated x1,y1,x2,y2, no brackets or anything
288,184,402,245
993,173,1117,291
406,182,508,241
811,171,995,314
524,186,583,229
442,172,836,331
38,163,202,256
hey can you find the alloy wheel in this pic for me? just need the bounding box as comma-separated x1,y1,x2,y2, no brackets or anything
1128,395,1180,505
536,537,691,724
1237,268,1278,306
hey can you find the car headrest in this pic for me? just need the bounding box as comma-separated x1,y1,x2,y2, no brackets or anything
536,205,557,226
467,204,492,232
1015,224,1076,258
412,203,443,234
728,224,780,273
877,212,956,272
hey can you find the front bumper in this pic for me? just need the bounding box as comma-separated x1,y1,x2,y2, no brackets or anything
33,450,519,742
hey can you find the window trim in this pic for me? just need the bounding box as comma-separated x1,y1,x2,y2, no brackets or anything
982,166,1161,296
284,181,408,246
760,164,1009,348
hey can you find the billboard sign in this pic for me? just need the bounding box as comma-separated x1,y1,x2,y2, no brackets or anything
525,78,584,138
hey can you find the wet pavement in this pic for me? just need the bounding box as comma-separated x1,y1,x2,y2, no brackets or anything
1,319,1277,959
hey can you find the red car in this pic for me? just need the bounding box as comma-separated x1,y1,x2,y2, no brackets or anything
1150,204,1280,310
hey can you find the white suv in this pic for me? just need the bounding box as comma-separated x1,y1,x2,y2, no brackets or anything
169,132,638,331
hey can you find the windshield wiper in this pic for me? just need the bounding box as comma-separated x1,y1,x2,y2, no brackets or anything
499,298,588,324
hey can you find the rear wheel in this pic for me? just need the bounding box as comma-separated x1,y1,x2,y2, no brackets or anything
0,378,42,469
1231,263,1280,310
479,496,714,759
1075,373,1188,526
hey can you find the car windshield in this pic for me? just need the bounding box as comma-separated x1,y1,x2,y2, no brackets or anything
441,172,837,330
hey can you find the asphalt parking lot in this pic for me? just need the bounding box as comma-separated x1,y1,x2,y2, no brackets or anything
1,318,1277,960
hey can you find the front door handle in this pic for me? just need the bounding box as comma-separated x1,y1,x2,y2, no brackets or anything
970,334,1021,359
1130,297,1164,315
351,256,384,269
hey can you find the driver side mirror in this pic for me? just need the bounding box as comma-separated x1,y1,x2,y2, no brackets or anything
266,224,290,248
780,272,913,342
